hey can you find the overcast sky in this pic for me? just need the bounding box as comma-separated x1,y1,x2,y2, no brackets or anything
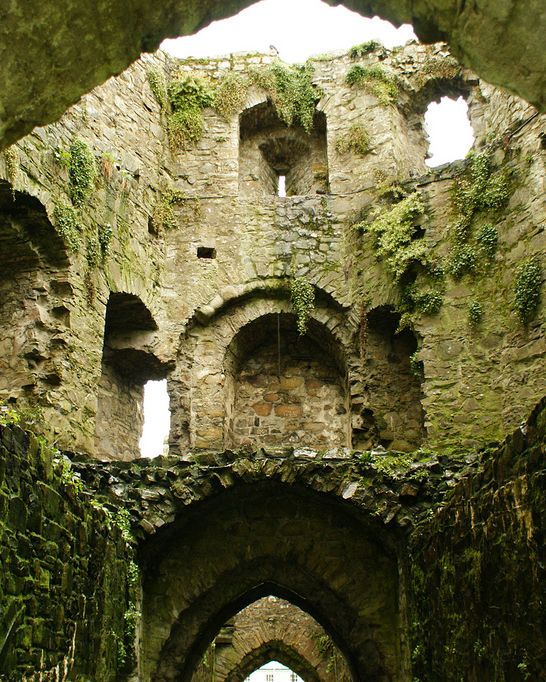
140,0,474,458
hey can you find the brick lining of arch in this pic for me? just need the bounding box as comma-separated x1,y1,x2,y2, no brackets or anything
140,481,406,682
169,290,361,454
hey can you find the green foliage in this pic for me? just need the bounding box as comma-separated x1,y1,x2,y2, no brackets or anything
251,61,319,132
345,64,398,105
112,508,134,544
3,145,19,187
476,223,498,260
468,301,483,326
410,289,444,315
167,75,214,148
151,188,186,232
98,222,113,257
290,276,315,335
410,351,424,377
348,40,382,58
146,67,168,109
53,204,81,251
68,139,96,207
359,192,426,284
447,152,511,282
214,71,249,120
448,244,477,279
335,123,371,156
86,233,100,267
514,258,542,324
56,456,84,494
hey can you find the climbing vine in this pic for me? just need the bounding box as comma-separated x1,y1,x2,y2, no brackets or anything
335,123,371,156
167,75,215,148
68,139,97,207
146,67,168,109
214,71,249,120
290,276,315,335
345,64,398,106
513,258,542,324
53,204,81,251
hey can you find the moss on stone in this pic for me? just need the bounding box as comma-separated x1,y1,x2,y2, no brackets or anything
345,64,398,106
335,123,371,156
68,139,97,207
53,203,81,251
514,257,542,324
214,71,249,120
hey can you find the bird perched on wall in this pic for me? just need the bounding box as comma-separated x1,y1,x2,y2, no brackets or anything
269,45,279,54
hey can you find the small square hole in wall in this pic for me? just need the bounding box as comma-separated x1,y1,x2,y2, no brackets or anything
197,246,216,259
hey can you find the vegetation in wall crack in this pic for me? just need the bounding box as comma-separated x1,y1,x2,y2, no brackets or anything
68,139,97,207
345,64,398,105
447,151,511,279
251,61,319,133
348,40,383,58
290,276,315,335
53,204,81,251
167,75,214,148
98,222,113,257
214,71,249,120
335,123,371,156
514,258,542,324
146,67,168,110
100,151,118,180
151,188,201,233
357,191,427,284
468,301,484,327
3,145,19,188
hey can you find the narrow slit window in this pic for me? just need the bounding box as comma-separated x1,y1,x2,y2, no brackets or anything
277,174,286,197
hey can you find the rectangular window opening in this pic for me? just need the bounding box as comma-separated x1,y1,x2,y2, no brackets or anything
197,246,217,259
277,174,286,197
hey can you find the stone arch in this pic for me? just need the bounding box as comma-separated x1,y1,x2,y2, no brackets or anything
95,291,170,459
239,100,329,197
194,597,351,682
169,288,361,453
0,181,71,409
140,481,406,681
223,640,322,682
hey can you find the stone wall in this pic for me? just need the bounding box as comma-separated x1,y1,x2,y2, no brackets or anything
0,421,136,680
409,397,546,681
0,42,543,461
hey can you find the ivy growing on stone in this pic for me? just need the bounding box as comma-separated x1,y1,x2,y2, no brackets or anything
53,204,81,251
3,145,19,188
290,276,315,335
68,139,97,207
345,64,398,106
167,75,215,148
214,71,249,120
335,123,371,156
468,301,484,326
251,61,319,133
146,67,168,109
514,258,542,324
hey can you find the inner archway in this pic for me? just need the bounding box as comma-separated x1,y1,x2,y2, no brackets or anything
225,313,350,449
140,481,406,681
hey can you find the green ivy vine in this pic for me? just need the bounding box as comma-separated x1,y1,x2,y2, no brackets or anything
290,276,315,335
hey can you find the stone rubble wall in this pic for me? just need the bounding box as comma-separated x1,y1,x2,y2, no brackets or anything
0,42,543,459
0,423,135,680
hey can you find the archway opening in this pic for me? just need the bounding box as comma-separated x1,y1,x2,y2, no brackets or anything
95,292,167,460
191,595,351,682
224,312,350,449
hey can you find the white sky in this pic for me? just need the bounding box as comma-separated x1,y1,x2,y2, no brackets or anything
140,0,474,458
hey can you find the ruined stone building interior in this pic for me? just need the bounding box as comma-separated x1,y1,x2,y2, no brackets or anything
0,0,544,680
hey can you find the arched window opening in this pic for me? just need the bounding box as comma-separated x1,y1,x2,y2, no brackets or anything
95,292,168,460
224,313,349,450
425,96,474,167
239,102,329,197
139,379,171,458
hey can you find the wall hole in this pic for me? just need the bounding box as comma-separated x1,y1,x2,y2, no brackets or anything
246,662,303,681
197,246,217,259
139,379,171,458
424,96,474,167
277,175,286,197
